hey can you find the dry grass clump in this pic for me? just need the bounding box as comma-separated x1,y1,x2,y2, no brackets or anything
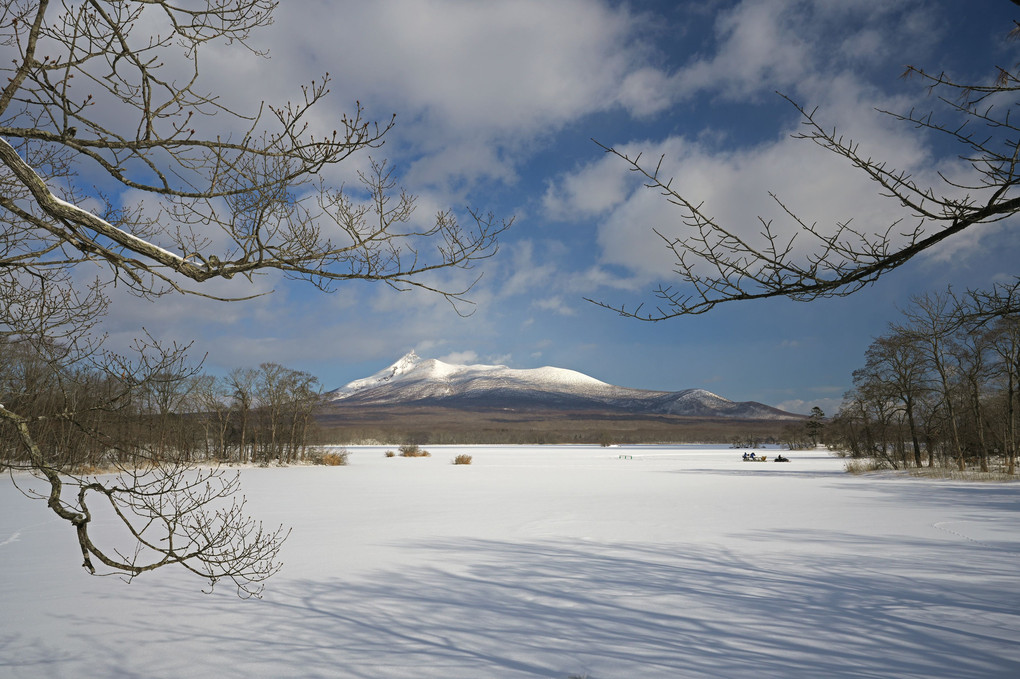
398,444,431,458
843,458,887,474
452,454,473,465
908,467,1017,482
308,447,349,466
844,458,1018,481
320,451,349,466
384,450,395,458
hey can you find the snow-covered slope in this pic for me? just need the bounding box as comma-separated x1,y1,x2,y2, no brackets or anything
332,350,611,400
326,352,800,420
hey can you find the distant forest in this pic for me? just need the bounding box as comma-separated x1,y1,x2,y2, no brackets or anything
1,348,325,471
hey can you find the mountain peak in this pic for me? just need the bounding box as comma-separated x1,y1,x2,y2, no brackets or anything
324,353,800,421
329,352,603,401
333,350,422,396
390,350,421,374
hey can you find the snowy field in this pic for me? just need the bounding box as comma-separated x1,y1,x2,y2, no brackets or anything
2,445,1019,679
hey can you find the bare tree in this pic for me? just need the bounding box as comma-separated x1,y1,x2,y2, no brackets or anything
225,366,258,463
839,381,901,468
592,15,1019,320
857,332,932,467
896,291,969,471
0,1,509,595
952,317,996,471
248,362,319,464
985,315,1020,474
190,374,231,460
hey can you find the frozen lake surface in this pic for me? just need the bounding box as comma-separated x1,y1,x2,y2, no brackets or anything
2,445,1019,678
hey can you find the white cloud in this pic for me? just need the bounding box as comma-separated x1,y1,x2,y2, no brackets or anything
542,154,634,221
532,296,578,317
587,124,932,286
774,397,842,417
440,350,479,365
246,0,672,191
674,0,811,100
489,353,514,366
302,0,639,129
618,68,677,118
496,240,560,297
671,0,928,103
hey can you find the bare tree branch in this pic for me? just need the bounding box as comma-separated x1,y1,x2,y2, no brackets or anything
592,25,1020,321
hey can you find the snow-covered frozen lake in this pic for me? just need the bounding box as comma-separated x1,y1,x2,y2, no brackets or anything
2,445,1019,678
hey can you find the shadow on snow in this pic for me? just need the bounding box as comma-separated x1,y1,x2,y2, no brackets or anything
21,531,1018,679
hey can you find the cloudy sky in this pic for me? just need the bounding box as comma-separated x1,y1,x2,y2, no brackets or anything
101,0,1020,415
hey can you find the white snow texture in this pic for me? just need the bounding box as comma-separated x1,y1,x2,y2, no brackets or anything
2,445,1018,678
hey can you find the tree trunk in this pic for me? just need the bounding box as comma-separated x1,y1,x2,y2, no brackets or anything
905,400,923,467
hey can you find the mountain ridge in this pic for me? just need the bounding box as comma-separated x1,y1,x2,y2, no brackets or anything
325,351,802,421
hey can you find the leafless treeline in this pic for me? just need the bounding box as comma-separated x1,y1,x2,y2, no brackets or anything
831,283,1020,474
0,339,323,471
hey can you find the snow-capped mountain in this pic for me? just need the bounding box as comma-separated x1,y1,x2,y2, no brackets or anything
326,351,801,420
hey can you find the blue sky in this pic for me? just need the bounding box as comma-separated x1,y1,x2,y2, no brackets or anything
100,0,1020,415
